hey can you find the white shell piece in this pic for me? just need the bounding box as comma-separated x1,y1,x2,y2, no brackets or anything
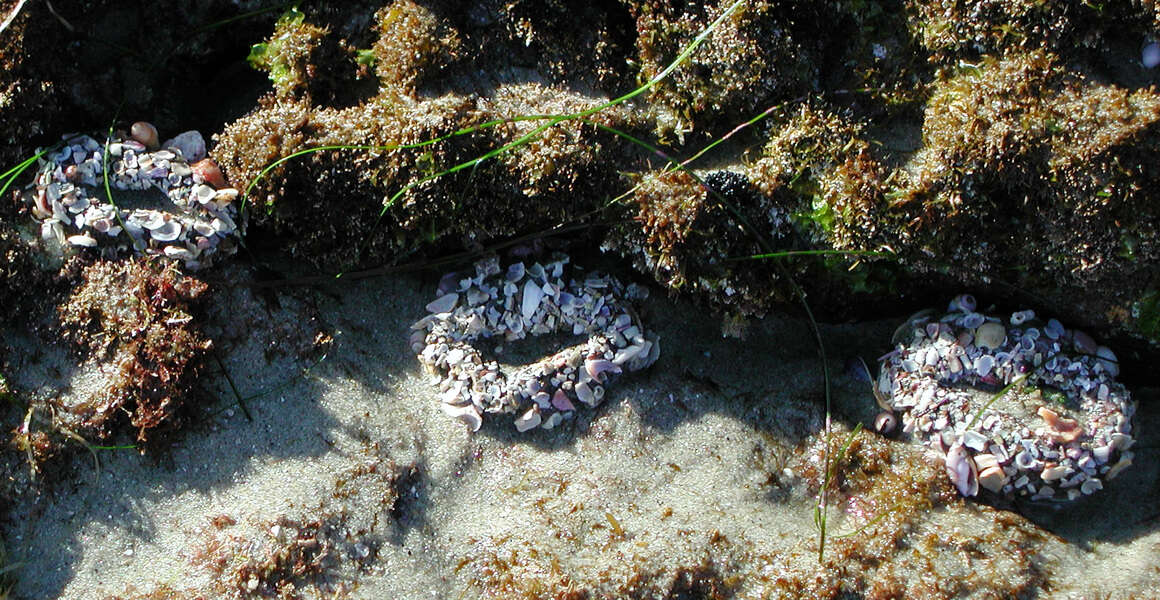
514,406,542,432
575,381,595,406
163,245,197,261
140,211,167,230
962,430,988,452
192,184,216,205
505,262,525,282
944,443,978,497
193,221,215,237
211,214,237,235
441,402,483,432
1096,346,1119,377
67,233,98,247
1040,465,1070,482
150,220,182,242
1144,41,1160,68
978,465,1007,493
541,412,563,430
425,293,459,314
162,130,207,162
521,280,543,322
466,287,490,306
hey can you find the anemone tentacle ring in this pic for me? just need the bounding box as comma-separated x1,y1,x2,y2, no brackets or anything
879,294,1135,503
410,255,659,432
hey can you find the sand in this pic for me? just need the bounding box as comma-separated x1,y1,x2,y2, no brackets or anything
3,256,1158,599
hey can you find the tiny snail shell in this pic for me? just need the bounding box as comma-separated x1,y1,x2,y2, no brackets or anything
874,411,898,437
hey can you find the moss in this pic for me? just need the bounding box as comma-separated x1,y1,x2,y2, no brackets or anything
1131,289,1160,340
57,258,211,442
749,105,893,252
606,167,803,316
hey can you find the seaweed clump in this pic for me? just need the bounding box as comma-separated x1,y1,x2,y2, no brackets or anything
907,0,1157,64
57,258,211,441
195,516,340,599
370,0,461,93
215,4,636,270
893,50,1160,338
607,168,801,317
628,0,819,141
765,428,1051,598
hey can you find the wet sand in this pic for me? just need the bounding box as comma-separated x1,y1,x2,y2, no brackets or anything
4,258,1158,598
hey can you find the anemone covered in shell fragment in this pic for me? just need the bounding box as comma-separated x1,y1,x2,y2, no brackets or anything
410,254,659,432
19,123,240,271
879,294,1135,504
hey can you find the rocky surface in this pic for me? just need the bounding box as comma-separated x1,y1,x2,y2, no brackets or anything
0,1,1159,598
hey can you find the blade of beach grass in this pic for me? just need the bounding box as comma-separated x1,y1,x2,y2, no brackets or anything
0,0,29,36
585,122,848,562
0,146,58,200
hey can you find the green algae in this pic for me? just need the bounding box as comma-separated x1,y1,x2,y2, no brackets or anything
246,7,316,100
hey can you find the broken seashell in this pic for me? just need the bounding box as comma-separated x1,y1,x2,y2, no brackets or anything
150,220,182,242
505,262,525,282
1010,309,1035,326
541,412,563,430
1040,464,1070,482
425,293,459,314
975,354,995,378
873,411,897,436
974,322,1005,350
585,359,622,383
139,211,167,230
514,406,542,432
1095,346,1119,377
67,233,98,247
1107,453,1133,479
521,280,543,322
945,443,979,497
1072,330,1097,355
573,382,594,407
163,245,197,261
1144,41,1160,68
978,465,1007,493
162,130,206,162
949,294,976,313
1037,406,1084,443
962,430,988,452
192,158,227,188
442,402,483,432
192,184,216,205
961,313,985,329
552,389,577,411
973,453,999,471
213,187,240,205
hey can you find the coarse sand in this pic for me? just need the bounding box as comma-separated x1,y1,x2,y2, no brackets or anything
3,258,1158,599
